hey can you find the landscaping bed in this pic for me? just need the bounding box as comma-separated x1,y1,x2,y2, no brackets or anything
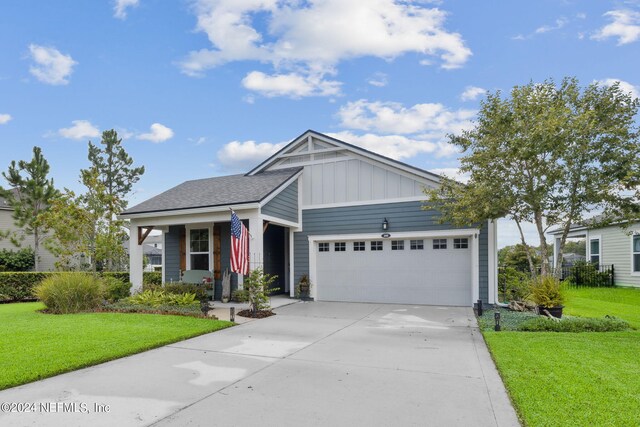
0,302,233,390
482,287,640,427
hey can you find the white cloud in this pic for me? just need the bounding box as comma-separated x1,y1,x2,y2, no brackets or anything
337,99,476,136
535,17,568,34
595,78,640,99
137,123,174,143
28,44,77,85
429,167,469,183
327,131,455,160
0,114,12,125
179,0,471,94
367,72,388,87
58,120,100,140
241,71,341,98
592,9,640,45
460,86,486,101
114,0,139,20
216,140,286,170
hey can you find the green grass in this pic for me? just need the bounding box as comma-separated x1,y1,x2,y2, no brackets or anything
0,302,233,390
483,286,640,427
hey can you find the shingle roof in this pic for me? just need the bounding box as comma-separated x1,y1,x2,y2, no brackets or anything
122,167,302,215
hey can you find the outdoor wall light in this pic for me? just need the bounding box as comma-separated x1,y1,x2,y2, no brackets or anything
494,311,501,331
382,218,389,231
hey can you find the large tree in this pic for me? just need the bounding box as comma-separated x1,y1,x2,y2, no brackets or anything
0,147,58,271
425,77,640,276
81,130,144,270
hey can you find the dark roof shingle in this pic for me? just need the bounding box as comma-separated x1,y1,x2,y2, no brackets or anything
122,167,301,215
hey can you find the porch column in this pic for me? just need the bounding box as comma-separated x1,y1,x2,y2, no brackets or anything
249,213,264,271
129,221,144,292
471,231,480,303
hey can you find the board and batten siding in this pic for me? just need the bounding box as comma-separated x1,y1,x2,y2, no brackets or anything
261,180,298,223
293,201,489,303
164,225,181,283
597,222,640,287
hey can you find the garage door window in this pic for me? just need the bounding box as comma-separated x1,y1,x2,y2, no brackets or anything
371,241,383,251
353,241,365,251
334,242,346,252
391,240,404,250
319,242,329,252
454,238,469,249
433,239,447,249
410,240,424,250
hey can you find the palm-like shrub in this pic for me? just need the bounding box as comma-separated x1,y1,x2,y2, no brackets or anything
528,275,565,307
35,273,105,314
126,290,198,307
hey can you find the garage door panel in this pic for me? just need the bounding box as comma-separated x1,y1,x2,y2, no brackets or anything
316,238,472,306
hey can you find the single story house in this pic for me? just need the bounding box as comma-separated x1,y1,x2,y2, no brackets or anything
0,191,58,271
121,130,499,306
549,217,640,287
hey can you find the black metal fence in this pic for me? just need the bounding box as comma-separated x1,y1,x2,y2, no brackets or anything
497,263,615,303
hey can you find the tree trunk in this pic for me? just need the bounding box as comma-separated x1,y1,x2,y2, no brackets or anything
34,227,40,272
534,211,550,276
515,218,536,276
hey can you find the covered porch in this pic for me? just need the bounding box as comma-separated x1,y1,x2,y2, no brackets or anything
128,207,298,299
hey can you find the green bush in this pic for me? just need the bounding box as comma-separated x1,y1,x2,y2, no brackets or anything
528,275,566,307
568,261,613,287
0,271,163,302
499,267,531,302
233,268,278,315
143,282,208,301
0,248,35,272
126,290,199,307
143,271,162,286
518,316,630,332
103,276,131,302
104,301,205,317
35,273,105,314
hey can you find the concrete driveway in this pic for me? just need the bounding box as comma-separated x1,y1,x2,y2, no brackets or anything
0,302,519,427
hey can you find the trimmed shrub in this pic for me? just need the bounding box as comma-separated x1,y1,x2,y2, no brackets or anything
103,277,131,302
518,316,630,332
103,301,206,317
144,272,162,286
0,248,35,272
35,273,105,314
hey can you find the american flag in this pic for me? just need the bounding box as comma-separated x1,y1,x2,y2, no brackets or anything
230,210,249,275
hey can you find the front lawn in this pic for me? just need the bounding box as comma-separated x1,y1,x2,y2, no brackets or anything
0,302,233,390
483,286,640,427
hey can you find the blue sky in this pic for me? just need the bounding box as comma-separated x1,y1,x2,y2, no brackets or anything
1,0,639,247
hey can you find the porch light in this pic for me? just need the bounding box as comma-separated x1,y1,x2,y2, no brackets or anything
494,311,501,331
382,218,389,231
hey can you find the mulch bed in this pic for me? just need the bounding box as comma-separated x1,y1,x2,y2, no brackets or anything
237,309,275,319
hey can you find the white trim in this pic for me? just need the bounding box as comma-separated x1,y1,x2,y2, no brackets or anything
185,225,213,271
119,203,260,220
488,221,496,304
631,231,640,276
588,234,601,266
307,228,479,306
161,230,166,284
258,171,303,206
278,147,345,158
302,195,427,211
260,214,300,230
297,174,303,229
289,229,295,297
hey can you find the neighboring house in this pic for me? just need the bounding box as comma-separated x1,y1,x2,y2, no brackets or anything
121,130,498,306
123,234,163,272
0,192,58,271
549,218,640,287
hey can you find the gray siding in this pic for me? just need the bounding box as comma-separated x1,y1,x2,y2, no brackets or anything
0,209,58,271
262,180,298,223
293,201,490,303
164,225,181,283
598,223,640,287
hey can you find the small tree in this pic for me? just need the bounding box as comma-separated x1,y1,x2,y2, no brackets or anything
0,147,58,271
425,77,640,277
234,268,278,316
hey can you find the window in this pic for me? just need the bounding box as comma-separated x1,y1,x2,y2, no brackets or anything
454,238,469,249
371,241,383,251
590,238,600,265
334,242,346,252
410,240,424,250
353,241,365,251
633,235,640,273
189,229,209,270
319,242,329,252
391,240,404,250
433,239,447,250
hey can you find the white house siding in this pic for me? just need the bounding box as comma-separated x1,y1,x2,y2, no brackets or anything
597,223,640,287
0,209,57,271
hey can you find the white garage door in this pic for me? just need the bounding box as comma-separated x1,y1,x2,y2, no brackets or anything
315,237,472,306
